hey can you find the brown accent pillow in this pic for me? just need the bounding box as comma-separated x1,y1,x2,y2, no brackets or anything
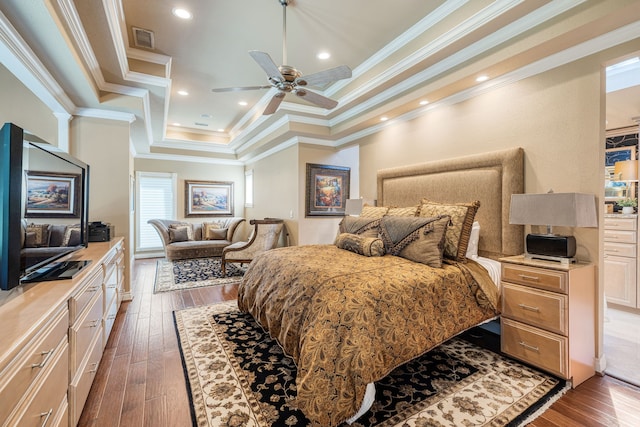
206,228,228,240
335,233,385,257
203,221,226,239
62,225,82,246
359,204,389,219
24,231,38,248
338,216,381,238
379,215,450,268
25,223,50,247
418,199,480,262
385,205,420,217
169,223,194,242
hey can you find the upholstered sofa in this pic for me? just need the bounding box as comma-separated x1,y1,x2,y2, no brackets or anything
148,218,245,261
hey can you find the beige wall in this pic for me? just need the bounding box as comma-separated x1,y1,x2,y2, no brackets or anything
71,117,132,293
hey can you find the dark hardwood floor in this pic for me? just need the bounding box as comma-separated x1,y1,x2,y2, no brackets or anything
79,259,640,426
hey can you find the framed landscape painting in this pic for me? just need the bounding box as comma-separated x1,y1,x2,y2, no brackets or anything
305,163,350,217
185,180,234,217
25,171,80,218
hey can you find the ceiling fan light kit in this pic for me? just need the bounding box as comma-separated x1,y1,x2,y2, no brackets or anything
211,0,352,115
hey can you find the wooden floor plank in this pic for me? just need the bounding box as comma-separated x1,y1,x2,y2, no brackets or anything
78,258,640,427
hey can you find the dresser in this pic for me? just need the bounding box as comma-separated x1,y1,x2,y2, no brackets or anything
0,238,124,427
499,255,595,387
603,213,639,308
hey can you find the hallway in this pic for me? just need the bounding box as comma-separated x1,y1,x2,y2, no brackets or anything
604,306,640,387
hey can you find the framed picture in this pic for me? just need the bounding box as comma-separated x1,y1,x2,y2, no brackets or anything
185,180,234,217
605,147,637,201
305,163,350,217
25,171,80,218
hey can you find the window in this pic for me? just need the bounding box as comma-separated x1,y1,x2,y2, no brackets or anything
245,169,254,208
136,171,177,252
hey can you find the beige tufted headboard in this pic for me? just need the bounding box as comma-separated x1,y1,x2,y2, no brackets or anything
377,147,524,259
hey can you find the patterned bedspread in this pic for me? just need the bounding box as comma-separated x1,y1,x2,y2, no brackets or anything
237,244,500,426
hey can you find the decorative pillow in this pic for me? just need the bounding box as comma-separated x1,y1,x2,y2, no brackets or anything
359,204,389,219
466,221,481,260
25,223,50,247
379,215,450,268
62,225,82,246
335,233,385,257
168,227,190,243
338,216,381,238
385,205,420,217
24,231,38,248
418,199,480,262
169,223,194,242
203,220,226,239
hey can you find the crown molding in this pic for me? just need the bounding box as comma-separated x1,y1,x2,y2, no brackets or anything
135,151,243,166
75,107,136,123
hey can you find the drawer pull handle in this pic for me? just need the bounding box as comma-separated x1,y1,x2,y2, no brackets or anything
89,286,100,292
518,303,540,312
88,362,98,374
518,341,540,352
518,274,539,281
89,319,100,328
31,349,54,369
39,409,53,427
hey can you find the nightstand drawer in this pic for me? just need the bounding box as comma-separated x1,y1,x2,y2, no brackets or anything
604,217,637,231
604,229,636,244
604,241,636,257
501,263,567,293
501,318,568,379
502,283,567,335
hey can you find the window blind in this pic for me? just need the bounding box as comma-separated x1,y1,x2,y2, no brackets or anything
136,172,176,251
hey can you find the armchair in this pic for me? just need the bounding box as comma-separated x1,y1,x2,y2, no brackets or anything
221,218,284,276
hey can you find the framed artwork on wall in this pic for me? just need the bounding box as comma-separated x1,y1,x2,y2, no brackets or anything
305,163,350,217
185,180,234,217
25,171,80,218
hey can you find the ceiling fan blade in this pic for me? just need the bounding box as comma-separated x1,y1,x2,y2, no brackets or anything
294,89,338,109
296,65,352,87
211,85,272,93
263,92,286,115
249,50,283,82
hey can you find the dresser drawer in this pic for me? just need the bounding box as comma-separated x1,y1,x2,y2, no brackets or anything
69,269,103,322
69,332,103,427
0,307,68,425
6,341,69,427
604,241,636,257
70,291,103,375
501,318,568,379
604,229,637,244
501,263,567,293
103,290,119,348
604,216,637,231
502,283,567,335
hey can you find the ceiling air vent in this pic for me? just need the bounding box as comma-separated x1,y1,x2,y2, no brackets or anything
132,27,154,49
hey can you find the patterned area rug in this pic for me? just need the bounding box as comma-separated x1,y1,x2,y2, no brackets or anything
174,301,569,427
153,257,245,293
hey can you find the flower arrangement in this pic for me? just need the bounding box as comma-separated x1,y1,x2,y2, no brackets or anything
617,198,638,208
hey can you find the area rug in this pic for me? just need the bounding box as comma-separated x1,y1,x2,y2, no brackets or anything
174,301,569,427
153,257,245,293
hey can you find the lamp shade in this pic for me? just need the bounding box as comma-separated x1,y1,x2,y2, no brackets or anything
345,198,363,216
613,160,638,181
509,193,598,228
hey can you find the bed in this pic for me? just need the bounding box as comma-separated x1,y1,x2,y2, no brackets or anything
237,147,524,426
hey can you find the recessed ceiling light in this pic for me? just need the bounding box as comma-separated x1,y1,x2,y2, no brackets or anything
172,8,193,20
380,116,388,122
419,100,429,106
217,128,225,132
177,90,189,96
476,75,489,82
238,101,248,106
317,52,330,60
172,122,181,126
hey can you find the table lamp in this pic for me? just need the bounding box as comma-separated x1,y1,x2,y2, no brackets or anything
509,192,598,264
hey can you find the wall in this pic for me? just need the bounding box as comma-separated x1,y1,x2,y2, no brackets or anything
71,117,132,293
134,157,247,239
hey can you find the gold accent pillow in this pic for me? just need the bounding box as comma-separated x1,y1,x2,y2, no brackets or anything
203,221,227,240
335,233,385,257
379,215,449,268
359,204,389,218
25,223,50,247
385,205,420,217
418,199,480,262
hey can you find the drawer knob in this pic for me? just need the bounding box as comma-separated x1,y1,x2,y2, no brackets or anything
39,409,53,427
30,349,54,369
518,303,540,312
88,362,99,374
518,341,540,352
518,274,540,281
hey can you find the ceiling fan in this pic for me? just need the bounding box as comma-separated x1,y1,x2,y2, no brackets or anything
211,0,352,115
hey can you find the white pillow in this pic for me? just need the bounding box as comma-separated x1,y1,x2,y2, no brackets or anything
466,221,480,260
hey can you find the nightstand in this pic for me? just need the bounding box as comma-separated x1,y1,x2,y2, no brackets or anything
499,255,595,387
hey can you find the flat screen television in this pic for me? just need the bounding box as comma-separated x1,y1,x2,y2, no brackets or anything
1,122,90,290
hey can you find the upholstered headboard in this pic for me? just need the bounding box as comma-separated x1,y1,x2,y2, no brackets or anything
377,147,524,259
